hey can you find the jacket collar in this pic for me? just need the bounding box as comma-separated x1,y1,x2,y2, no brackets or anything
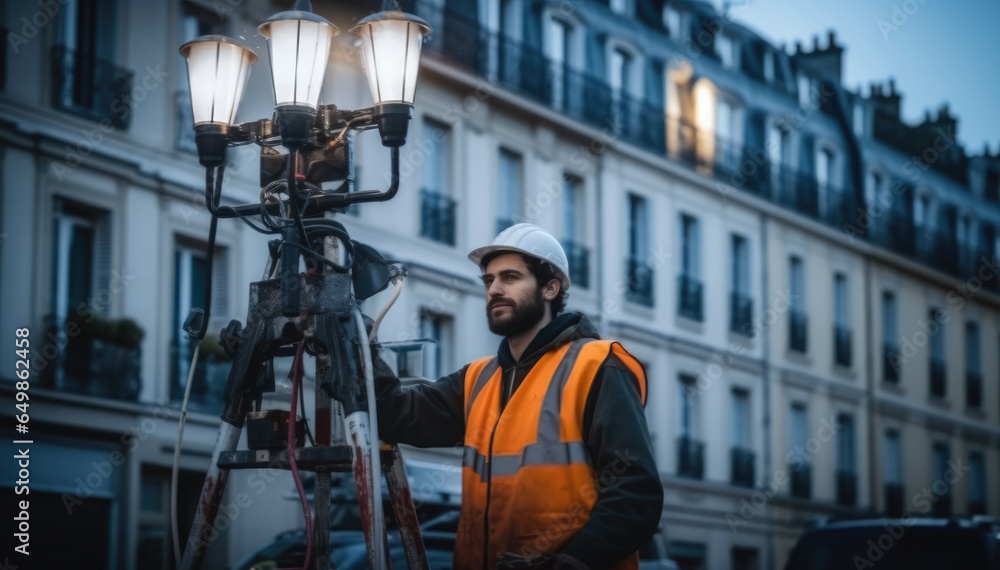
496,311,600,371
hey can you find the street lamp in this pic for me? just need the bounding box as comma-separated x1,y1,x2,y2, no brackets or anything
178,35,257,166
352,11,431,147
176,5,432,568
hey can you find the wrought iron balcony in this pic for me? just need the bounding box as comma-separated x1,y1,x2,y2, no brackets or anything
789,310,808,353
731,447,755,488
677,274,703,321
420,189,456,245
790,463,811,499
51,46,133,129
562,240,590,289
834,325,852,367
730,292,753,336
836,470,857,507
929,358,946,398
625,257,654,306
883,343,900,383
884,483,904,516
966,371,982,408
39,319,142,402
677,436,705,480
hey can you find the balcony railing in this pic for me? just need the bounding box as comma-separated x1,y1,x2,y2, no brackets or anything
730,292,753,336
562,240,590,289
39,320,142,402
420,189,456,245
834,325,852,367
677,436,705,480
626,257,654,306
410,0,993,294
883,343,900,383
930,359,946,398
966,371,982,408
677,274,703,321
789,310,808,353
51,46,133,129
884,483,904,516
836,470,857,507
731,447,755,488
790,463,811,499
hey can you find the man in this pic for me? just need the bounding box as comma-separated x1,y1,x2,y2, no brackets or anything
375,223,662,569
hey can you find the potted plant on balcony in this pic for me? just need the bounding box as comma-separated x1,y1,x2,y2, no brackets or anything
189,333,232,409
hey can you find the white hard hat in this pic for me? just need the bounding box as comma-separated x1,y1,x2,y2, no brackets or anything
468,223,571,291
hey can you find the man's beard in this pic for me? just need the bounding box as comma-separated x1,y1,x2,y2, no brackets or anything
487,288,546,337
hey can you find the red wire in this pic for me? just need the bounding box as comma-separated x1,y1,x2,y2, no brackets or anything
289,340,313,570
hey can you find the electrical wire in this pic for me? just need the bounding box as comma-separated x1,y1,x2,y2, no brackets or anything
369,277,405,343
171,342,200,569
288,340,313,570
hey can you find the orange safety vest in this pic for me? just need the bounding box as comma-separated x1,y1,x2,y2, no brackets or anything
454,338,647,569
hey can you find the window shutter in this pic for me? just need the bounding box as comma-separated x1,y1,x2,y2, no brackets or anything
92,212,113,316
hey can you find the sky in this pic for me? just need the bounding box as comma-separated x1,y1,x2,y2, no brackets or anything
712,0,1000,155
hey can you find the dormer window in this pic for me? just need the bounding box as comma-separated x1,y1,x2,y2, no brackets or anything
716,34,736,70
664,5,683,40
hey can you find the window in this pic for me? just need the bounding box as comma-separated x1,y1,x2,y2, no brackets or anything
834,273,851,367
969,451,986,514
789,256,807,353
53,0,130,127
497,148,522,234
966,321,982,408
420,119,455,245
931,442,951,516
929,308,946,398
609,47,632,96
816,148,834,218
545,16,573,109
716,34,735,69
767,124,788,168
865,171,883,218
626,194,653,305
139,466,203,570
664,5,682,40
50,197,112,392
678,214,702,321
732,548,759,570
789,403,810,498
763,50,775,83
914,195,929,228
172,237,230,411
986,169,1000,203
677,375,704,479
835,413,856,506
884,429,903,515
853,102,865,136
882,291,899,382
730,234,752,335
610,0,632,15
797,74,813,108
561,175,589,288
419,311,453,379
731,389,753,487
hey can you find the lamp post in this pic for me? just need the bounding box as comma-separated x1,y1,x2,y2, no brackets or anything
177,2,430,570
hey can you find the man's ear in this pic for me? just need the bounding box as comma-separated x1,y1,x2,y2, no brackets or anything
542,278,560,301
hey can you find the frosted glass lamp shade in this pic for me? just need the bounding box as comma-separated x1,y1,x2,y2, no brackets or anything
352,11,430,105
179,36,257,126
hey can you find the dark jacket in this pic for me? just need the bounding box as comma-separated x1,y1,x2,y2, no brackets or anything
375,312,663,568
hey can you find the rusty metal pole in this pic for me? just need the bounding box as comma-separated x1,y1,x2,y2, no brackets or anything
382,443,430,570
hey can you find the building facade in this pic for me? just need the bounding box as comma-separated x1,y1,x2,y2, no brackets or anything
1,1,998,569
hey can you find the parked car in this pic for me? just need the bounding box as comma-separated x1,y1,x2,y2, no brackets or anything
228,528,454,570
784,515,1000,570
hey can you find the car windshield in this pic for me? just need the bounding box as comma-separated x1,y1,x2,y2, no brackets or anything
785,527,989,570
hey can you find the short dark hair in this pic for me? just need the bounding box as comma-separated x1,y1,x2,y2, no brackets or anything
481,251,568,316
